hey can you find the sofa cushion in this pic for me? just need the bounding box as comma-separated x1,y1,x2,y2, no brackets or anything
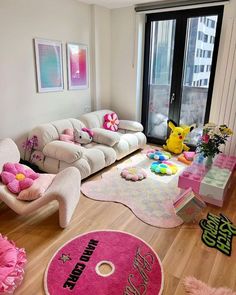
43,141,84,164
17,174,55,201
27,118,86,151
83,143,117,167
92,128,120,146
0,139,20,172
118,120,143,132
79,109,113,128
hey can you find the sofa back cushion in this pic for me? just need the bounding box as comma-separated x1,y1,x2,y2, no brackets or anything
79,110,114,129
28,118,86,151
0,139,20,172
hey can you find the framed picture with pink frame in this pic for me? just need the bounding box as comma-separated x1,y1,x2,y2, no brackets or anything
67,43,89,90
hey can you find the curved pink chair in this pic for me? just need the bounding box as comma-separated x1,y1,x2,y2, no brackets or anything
0,138,81,228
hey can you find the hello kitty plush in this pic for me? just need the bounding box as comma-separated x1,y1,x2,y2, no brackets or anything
74,128,94,145
59,128,94,145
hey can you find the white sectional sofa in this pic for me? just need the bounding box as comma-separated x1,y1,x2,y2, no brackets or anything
24,110,146,179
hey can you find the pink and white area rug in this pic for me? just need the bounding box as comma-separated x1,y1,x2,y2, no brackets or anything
81,153,186,228
44,230,164,295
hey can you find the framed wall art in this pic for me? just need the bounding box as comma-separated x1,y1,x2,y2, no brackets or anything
67,43,88,90
34,38,64,92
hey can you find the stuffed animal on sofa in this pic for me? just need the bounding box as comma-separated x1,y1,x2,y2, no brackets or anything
74,128,94,145
59,128,94,145
163,120,194,154
59,129,75,144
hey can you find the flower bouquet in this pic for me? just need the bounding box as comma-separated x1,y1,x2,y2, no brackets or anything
22,135,43,165
197,123,233,166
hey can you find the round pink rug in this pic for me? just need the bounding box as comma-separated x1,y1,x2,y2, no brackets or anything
44,230,164,295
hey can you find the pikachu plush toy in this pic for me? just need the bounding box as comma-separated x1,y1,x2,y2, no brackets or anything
163,120,194,154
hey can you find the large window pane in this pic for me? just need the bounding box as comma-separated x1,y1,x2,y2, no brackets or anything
180,15,218,145
147,19,176,140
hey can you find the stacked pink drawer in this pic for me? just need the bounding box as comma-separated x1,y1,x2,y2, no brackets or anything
178,154,236,207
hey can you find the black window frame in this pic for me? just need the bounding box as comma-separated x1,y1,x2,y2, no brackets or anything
141,5,224,146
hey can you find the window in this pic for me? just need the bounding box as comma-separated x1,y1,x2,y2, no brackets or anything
210,19,216,28
198,31,202,40
142,6,223,146
207,65,211,71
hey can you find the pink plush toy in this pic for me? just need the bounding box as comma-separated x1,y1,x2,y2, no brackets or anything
0,234,27,294
59,128,75,144
0,163,39,194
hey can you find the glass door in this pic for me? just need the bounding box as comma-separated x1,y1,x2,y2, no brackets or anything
142,6,224,146
180,15,219,145
147,19,176,140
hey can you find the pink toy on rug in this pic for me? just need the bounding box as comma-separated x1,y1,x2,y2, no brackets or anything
183,277,236,295
1,163,39,194
121,166,147,181
0,234,27,294
44,230,164,295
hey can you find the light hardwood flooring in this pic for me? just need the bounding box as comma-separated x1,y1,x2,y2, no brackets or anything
0,150,236,295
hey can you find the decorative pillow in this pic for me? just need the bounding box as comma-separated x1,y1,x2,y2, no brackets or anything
0,234,27,294
0,163,39,194
103,112,119,132
17,174,55,201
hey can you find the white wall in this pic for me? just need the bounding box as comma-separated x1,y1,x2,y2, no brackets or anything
0,0,91,142
111,7,139,121
210,0,236,155
91,5,111,110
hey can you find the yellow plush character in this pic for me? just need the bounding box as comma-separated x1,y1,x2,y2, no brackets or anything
163,120,194,154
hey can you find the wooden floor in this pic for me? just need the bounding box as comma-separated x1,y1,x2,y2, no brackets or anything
0,150,236,295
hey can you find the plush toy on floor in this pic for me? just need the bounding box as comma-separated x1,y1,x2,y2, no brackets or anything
146,150,171,161
150,161,178,175
163,120,194,154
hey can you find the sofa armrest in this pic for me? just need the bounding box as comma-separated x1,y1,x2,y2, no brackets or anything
92,128,120,147
43,141,83,164
118,120,143,132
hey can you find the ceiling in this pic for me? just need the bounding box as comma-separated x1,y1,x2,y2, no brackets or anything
78,0,160,9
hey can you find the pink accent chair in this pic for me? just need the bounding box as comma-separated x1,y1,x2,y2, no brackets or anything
0,138,81,228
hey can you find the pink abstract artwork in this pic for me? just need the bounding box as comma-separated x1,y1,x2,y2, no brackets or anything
67,43,88,90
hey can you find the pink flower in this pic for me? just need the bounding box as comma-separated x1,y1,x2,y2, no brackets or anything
1,163,39,194
103,112,119,132
201,134,210,143
121,167,147,181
